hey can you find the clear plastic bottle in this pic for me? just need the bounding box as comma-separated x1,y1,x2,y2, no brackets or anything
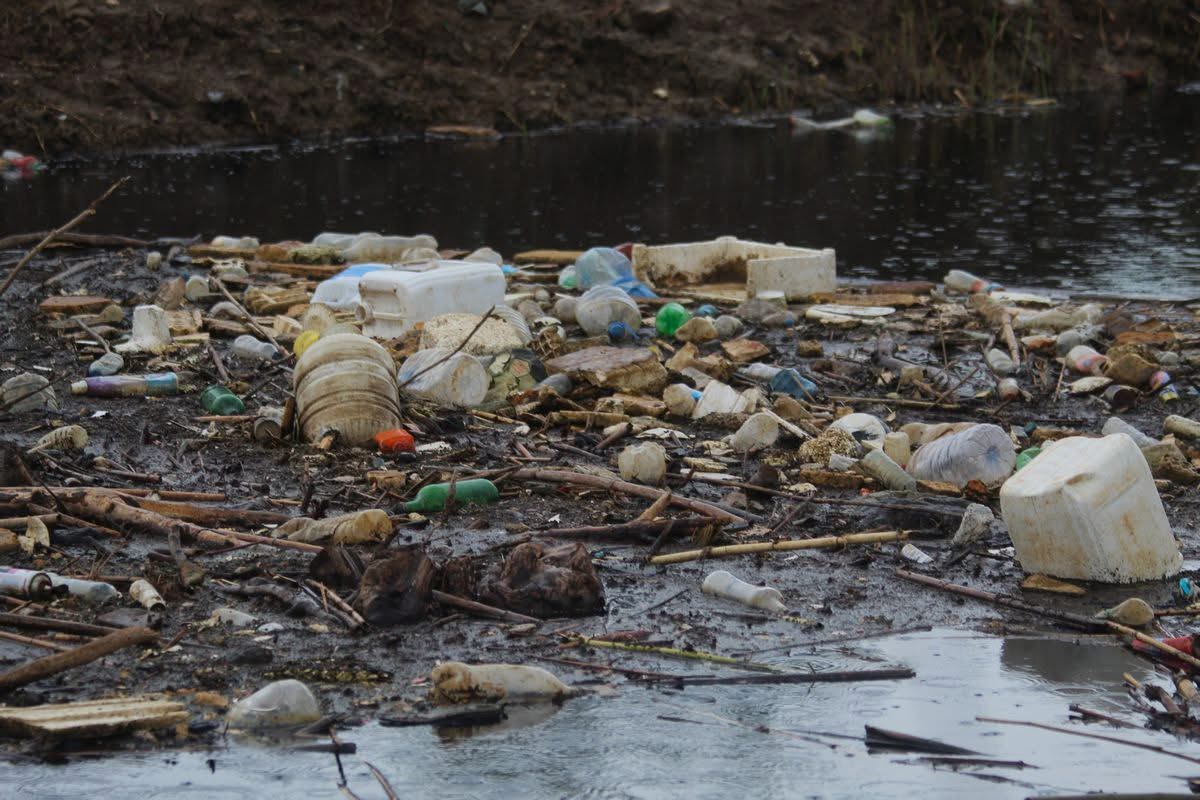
340,234,438,264
398,348,489,408
572,247,656,298
701,570,787,613
232,335,280,361
859,449,916,491
47,574,121,604
70,373,179,397
906,424,1016,487
575,286,642,337
944,270,1001,294
1101,416,1158,448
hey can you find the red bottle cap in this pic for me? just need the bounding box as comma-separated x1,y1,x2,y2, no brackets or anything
374,429,415,453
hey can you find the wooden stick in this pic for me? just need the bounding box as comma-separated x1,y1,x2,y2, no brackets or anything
669,473,966,515
0,625,157,691
208,342,231,384
212,276,291,360
116,495,292,527
535,516,717,540
636,490,673,522
977,715,1200,765
0,628,70,652
510,468,744,524
303,579,366,629
0,177,129,299
0,611,120,638
571,636,778,672
430,590,540,624
648,530,907,565
1001,312,1021,367
665,667,915,686
0,231,158,251
0,487,226,502
825,394,962,411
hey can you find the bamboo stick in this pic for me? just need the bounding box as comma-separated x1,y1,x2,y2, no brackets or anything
570,636,779,672
510,468,744,523
648,530,907,565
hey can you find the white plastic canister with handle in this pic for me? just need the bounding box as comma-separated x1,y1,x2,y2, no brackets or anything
356,261,507,339
999,433,1181,583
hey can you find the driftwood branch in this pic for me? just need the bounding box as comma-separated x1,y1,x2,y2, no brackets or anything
0,626,157,691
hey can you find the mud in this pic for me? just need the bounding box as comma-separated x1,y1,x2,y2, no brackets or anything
1,239,1198,762
2,1,1198,154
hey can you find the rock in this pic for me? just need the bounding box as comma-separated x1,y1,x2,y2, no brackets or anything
479,542,605,618
545,346,668,394
951,503,994,547
713,315,744,339
772,395,811,422
226,680,320,730
674,316,717,343
630,0,674,34
618,441,667,484
795,339,824,357
731,412,779,453
721,338,770,363
0,373,58,413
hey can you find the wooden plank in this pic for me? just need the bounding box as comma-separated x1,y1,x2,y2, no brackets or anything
0,696,187,738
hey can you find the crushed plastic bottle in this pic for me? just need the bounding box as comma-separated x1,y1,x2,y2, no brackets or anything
46,573,121,604
859,448,916,491
655,303,691,337
227,679,321,730
574,286,641,337
944,270,1001,294
906,424,1016,487
568,247,656,297
232,335,280,362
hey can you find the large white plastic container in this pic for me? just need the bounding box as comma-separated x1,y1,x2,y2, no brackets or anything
631,236,836,300
355,261,507,339
999,433,1181,583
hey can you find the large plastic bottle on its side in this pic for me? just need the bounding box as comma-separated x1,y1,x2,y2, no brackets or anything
944,270,1001,294
232,335,280,361
404,478,500,513
907,423,1016,487
70,373,179,398
572,247,657,298
575,286,642,337
985,348,1015,376
398,348,489,408
340,234,438,264
701,570,787,613
312,231,379,249
1101,416,1158,448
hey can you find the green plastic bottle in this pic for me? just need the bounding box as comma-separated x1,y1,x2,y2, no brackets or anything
1014,446,1042,471
404,478,499,513
200,384,246,415
655,302,691,337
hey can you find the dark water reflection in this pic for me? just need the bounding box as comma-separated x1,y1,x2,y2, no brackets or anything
2,92,1198,298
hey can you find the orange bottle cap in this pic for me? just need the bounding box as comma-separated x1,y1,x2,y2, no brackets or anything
374,428,415,453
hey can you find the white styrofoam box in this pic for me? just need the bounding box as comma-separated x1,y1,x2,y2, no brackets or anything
746,250,836,300
355,261,507,339
999,433,1181,583
631,236,836,300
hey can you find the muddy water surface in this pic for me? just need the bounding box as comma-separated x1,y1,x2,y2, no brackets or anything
8,630,1182,799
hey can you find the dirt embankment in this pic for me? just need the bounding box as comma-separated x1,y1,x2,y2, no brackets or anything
1,0,1197,155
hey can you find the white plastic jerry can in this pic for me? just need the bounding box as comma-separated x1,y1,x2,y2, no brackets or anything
999,433,1181,583
355,261,507,339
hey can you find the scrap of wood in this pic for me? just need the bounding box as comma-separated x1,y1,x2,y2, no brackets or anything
0,696,186,739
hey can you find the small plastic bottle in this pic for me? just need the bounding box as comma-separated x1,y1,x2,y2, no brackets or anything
655,303,691,338
860,449,917,491
200,385,245,415
1065,345,1107,375
906,423,1016,487
232,335,280,361
129,579,166,611
944,270,1001,294
374,428,416,453
701,570,787,613
47,574,121,604
985,348,1015,376
71,373,180,397
404,478,499,513
1101,416,1158,448
997,378,1021,402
